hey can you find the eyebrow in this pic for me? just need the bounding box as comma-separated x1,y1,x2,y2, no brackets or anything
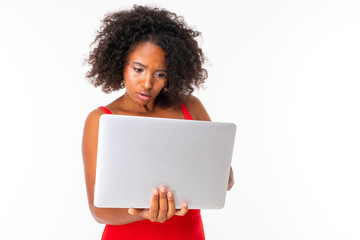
132,62,167,72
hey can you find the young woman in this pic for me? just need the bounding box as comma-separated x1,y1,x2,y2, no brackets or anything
82,5,234,239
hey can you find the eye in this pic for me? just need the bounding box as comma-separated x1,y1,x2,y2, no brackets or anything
154,72,167,79
133,67,144,73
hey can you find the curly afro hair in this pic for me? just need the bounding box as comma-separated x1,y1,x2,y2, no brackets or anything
86,5,207,108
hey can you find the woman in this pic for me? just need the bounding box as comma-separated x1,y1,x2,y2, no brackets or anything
82,5,234,239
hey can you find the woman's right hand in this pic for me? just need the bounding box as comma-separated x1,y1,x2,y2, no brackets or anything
128,186,188,223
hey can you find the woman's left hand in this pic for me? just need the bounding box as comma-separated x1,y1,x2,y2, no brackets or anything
227,167,234,191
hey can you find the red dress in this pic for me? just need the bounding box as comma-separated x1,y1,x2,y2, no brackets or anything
97,104,206,240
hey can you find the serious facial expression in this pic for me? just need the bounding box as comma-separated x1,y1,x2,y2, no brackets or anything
123,42,167,106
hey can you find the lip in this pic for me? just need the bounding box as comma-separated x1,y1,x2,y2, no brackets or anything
136,91,151,101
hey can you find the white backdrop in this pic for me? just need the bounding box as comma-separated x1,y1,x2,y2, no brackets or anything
0,0,359,239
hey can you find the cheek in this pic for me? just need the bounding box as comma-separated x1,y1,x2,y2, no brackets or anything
123,70,136,87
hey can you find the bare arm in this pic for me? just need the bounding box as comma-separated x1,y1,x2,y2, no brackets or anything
185,96,235,191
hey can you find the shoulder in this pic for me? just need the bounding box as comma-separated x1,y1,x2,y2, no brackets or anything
83,108,108,135
85,108,107,124
184,95,211,121
82,109,108,166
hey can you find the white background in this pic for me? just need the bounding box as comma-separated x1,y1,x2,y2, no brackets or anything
0,0,359,239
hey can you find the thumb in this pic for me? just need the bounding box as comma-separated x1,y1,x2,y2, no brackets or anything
128,208,139,215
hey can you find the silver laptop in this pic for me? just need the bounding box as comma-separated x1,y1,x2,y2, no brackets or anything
94,114,236,209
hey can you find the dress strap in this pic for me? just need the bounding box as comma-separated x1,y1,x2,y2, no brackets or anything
98,106,113,114
179,103,193,120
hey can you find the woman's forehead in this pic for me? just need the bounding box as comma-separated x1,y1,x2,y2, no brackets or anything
127,42,166,67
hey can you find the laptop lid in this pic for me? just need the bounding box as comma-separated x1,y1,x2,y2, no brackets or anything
94,114,236,209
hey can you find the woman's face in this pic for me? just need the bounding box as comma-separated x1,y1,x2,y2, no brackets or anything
123,42,167,106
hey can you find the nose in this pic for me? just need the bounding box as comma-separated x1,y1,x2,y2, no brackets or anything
142,73,153,89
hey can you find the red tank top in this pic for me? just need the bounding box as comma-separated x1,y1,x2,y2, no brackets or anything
98,104,205,240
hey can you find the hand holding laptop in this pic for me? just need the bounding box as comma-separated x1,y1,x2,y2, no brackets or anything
128,186,188,223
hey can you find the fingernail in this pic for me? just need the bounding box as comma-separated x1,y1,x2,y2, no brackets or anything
183,203,188,208
167,192,172,198
161,187,166,194
154,189,158,195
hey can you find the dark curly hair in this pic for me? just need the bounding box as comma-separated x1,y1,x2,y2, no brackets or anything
86,5,207,107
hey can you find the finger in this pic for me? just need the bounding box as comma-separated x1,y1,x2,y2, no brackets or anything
227,180,234,191
167,191,176,219
227,167,234,191
175,202,188,216
157,187,168,223
128,208,140,215
148,188,159,221
128,208,147,216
